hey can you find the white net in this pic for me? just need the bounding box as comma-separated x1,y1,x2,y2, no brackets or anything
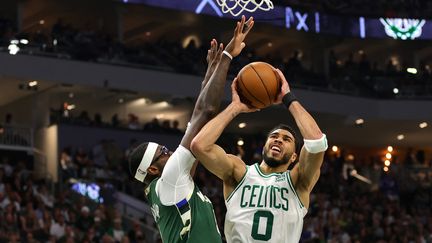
216,0,274,16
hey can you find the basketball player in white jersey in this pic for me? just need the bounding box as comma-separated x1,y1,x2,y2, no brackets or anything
191,69,328,242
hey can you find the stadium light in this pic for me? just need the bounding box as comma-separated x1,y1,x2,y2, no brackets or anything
66,104,76,110
28,81,38,87
385,153,392,159
384,160,391,166
8,44,19,55
355,118,364,125
419,122,428,128
406,68,417,74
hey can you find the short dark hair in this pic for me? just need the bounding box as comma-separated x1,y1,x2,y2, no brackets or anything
267,124,300,154
128,142,158,185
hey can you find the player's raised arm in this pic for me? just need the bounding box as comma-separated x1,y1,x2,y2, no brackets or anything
157,15,254,202
180,15,254,150
191,79,258,196
274,68,328,207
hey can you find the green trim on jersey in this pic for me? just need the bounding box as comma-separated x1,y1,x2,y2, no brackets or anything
147,179,222,243
254,163,285,178
226,165,249,202
286,171,305,208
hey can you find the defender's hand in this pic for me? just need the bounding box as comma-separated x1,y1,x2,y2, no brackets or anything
203,39,223,89
225,15,254,58
206,39,223,67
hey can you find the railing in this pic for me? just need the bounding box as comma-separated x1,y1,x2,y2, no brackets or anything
115,191,160,242
0,124,33,147
0,125,53,182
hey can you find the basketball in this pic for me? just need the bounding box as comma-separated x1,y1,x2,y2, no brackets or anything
236,62,281,109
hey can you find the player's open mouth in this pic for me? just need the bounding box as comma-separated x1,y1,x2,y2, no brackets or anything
270,146,281,154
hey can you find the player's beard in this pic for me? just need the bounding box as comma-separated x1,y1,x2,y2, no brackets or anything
262,150,291,168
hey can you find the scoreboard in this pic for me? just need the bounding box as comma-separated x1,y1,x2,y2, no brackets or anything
124,0,431,40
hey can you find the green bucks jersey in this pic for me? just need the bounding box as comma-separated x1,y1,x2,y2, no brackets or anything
225,164,307,243
146,179,222,243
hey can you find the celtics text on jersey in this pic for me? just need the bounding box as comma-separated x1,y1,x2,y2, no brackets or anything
224,163,307,243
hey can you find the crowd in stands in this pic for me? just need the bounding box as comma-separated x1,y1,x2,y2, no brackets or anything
50,108,183,135
1,15,432,99
327,51,432,97
0,154,149,243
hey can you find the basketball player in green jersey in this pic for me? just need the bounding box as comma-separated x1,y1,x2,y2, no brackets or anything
191,69,328,242
128,16,254,243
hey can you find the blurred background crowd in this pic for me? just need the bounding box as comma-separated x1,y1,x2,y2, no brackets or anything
1,0,432,242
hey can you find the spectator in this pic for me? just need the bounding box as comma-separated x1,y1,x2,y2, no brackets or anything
127,114,140,130
76,206,93,232
60,148,77,181
127,219,145,243
107,217,125,242
50,214,66,240
5,113,12,125
111,114,120,128
36,184,54,208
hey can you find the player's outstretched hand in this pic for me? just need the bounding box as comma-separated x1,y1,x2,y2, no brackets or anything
273,68,291,104
203,39,223,89
225,15,254,58
206,39,223,68
231,78,260,113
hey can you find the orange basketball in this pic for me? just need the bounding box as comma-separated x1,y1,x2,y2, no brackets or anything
236,62,281,109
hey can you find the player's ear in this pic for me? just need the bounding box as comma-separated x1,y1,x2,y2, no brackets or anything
147,165,160,176
290,153,297,164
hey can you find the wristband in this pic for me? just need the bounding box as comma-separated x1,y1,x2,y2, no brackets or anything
304,134,328,154
223,50,233,60
282,92,297,108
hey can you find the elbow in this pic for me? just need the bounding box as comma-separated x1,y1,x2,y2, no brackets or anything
191,134,213,157
190,137,206,157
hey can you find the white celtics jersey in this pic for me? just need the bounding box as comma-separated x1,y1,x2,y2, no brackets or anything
225,163,307,243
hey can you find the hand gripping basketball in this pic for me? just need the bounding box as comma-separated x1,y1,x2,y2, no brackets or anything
231,78,260,113
236,62,281,109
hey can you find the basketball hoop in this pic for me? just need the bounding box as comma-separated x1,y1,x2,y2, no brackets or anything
216,0,274,16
